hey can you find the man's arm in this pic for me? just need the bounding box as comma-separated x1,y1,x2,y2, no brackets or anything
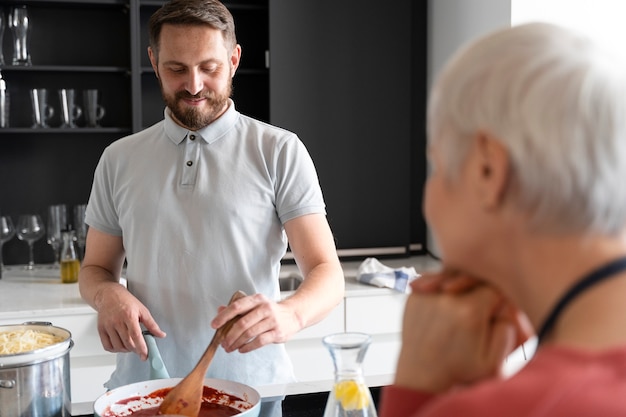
215,213,344,353
78,227,165,361
280,212,345,329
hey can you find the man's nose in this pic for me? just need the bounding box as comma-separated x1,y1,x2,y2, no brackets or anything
185,69,204,96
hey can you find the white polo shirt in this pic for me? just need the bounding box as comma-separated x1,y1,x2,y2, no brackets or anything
86,101,326,388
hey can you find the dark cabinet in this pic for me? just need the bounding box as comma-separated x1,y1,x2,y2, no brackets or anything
269,0,428,257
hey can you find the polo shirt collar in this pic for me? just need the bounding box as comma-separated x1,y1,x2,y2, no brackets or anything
163,99,239,145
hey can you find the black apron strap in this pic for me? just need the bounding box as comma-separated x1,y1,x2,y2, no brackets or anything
537,256,626,343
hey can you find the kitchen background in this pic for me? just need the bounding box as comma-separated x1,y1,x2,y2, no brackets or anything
0,0,618,407
1,0,618,267
0,0,429,267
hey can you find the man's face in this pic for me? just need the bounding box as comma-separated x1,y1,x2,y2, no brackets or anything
148,24,241,130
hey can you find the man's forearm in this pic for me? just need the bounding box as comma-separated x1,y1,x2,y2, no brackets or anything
78,264,125,312
281,261,345,330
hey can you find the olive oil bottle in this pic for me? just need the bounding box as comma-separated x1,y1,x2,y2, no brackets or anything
60,230,80,283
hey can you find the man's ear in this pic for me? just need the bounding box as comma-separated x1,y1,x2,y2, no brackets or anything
473,130,510,210
148,46,159,79
230,44,242,77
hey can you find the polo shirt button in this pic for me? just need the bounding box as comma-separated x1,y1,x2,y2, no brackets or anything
186,160,193,167
189,134,196,141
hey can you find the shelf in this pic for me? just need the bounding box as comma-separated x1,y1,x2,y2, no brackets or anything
0,65,129,74
139,66,267,75
139,0,267,10
2,0,127,5
0,127,132,134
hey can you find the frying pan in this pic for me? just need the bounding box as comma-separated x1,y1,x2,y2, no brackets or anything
93,333,260,416
93,377,261,417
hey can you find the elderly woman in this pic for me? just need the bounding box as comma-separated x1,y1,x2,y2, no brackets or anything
379,22,626,416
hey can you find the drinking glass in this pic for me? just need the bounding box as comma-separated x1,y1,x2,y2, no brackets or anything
59,89,82,128
9,6,31,66
16,214,45,270
73,204,88,259
47,204,67,266
0,11,6,66
84,89,105,127
30,88,54,128
0,216,16,272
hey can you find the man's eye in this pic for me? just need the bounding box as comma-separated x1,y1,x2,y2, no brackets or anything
168,67,185,74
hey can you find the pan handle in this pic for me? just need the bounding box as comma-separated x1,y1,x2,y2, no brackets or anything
143,330,170,380
0,379,15,389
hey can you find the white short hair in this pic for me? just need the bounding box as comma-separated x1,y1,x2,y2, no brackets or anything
428,22,626,235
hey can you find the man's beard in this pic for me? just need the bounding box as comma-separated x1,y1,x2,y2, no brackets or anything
161,80,232,130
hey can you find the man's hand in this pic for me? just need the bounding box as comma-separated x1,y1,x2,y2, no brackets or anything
94,284,165,361
211,293,301,354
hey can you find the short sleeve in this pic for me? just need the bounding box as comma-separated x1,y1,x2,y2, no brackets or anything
274,135,326,224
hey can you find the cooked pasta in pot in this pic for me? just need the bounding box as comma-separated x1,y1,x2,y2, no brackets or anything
0,329,65,354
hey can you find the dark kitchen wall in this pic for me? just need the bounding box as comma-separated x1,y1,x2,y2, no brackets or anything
269,0,428,257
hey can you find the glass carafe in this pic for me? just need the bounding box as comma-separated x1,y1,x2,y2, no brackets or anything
323,332,378,417
60,230,80,283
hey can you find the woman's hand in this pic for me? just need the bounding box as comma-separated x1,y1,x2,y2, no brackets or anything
412,270,534,347
393,269,533,393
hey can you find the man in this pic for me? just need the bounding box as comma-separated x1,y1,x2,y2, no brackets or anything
379,22,626,416
79,0,344,393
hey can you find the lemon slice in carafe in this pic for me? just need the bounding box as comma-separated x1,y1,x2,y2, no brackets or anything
334,380,370,410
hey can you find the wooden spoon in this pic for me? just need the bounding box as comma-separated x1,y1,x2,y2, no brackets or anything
158,290,247,417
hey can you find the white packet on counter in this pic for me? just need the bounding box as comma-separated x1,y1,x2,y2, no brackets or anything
356,257,420,293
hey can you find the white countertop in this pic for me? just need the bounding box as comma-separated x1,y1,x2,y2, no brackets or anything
0,255,441,415
0,265,92,320
0,255,441,320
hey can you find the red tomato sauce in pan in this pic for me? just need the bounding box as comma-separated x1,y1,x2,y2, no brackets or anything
102,386,249,417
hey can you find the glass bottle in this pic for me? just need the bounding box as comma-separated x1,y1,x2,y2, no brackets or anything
323,332,378,417
60,230,80,283
0,70,8,128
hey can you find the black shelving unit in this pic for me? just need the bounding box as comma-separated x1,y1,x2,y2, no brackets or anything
0,0,270,265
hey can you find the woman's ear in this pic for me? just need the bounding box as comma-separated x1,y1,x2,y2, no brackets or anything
472,130,510,210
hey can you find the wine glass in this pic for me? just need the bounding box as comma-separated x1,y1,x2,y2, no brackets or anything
16,214,45,270
73,204,88,259
0,216,16,272
47,204,67,266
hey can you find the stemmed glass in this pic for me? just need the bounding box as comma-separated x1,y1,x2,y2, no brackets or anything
16,214,45,270
0,11,5,66
73,204,88,259
47,204,67,266
0,216,16,272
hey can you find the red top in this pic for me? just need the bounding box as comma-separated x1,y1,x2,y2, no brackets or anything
379,346,626,416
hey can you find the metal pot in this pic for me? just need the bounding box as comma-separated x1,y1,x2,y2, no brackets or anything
0,322,73,417
93,377,261,417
